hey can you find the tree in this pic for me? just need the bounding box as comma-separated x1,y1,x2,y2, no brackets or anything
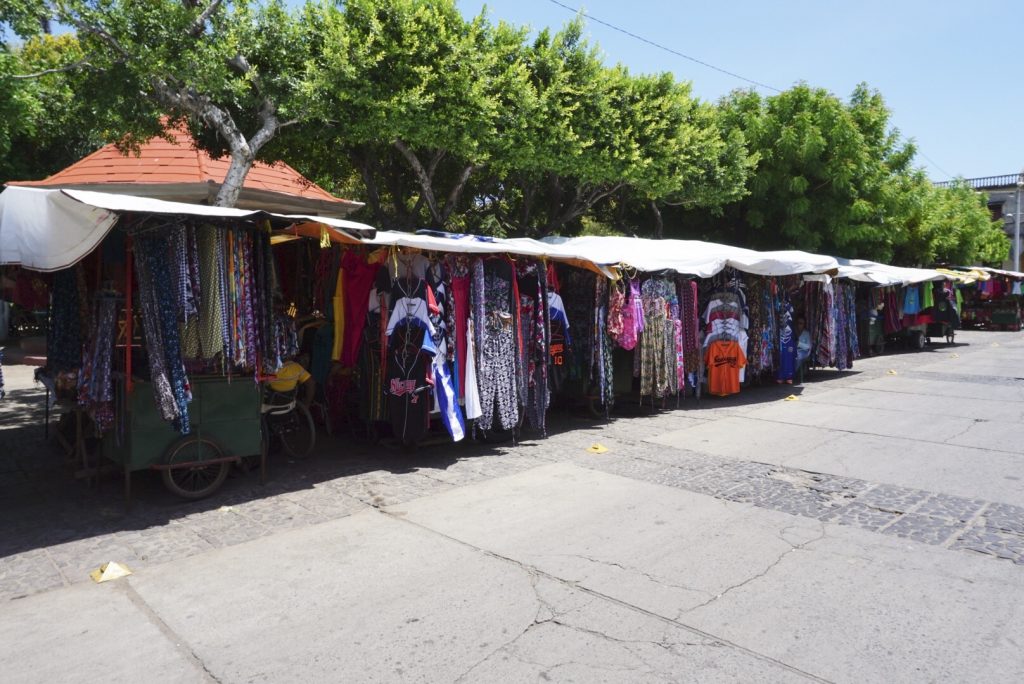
2,1,314,207
922,181,1009,265
699,83,917,259
296,0,536,228
473,20,752,237
0,33,110,184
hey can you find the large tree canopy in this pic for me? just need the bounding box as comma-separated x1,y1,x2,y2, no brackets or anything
2,0,314,206
0,1,1009,266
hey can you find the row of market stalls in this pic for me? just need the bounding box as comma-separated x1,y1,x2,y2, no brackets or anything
1,185,1018,500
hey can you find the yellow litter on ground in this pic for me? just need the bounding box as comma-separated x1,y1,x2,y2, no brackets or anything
783,395,799,401
887,369,898,375
90,562,132,583
586,443,609,454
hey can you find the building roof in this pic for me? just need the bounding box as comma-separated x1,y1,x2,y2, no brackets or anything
933,174,1023,191
6,124,363,218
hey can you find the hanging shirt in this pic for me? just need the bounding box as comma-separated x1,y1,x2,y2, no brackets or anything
704,318,745,345
386,318,436,445
902,286,921,315
921,285,934,310
705,340,746,397
386,298,437,338
547,291,572,346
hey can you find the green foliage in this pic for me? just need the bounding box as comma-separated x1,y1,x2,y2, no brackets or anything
0,34,110,183
2,1,317,205
4,1,997,268
922,181,1009,265
709,83,913,258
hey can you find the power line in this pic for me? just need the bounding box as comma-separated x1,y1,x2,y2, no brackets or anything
545,1,960,178
916,149,954,180
545,0,782,93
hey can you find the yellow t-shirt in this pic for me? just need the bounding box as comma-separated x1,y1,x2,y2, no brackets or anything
269,361,311,392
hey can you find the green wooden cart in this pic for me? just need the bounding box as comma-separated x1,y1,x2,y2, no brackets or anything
102,376,263,501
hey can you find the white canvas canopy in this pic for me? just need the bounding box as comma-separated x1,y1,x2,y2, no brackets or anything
366,230,617,277
540,236,838,278
0,186,120,272
833,257,945,286
0,186,376,271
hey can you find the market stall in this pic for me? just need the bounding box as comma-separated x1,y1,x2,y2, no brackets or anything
956,267,1023,331
1,186,374,500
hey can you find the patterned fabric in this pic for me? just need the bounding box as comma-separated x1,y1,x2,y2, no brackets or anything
679,280,701,374
475,262,519,432
640,278,670,398
217,229,233,367
560,268,596,382
607,282,625,339
197,227,225,361
78,293,118,431
134,232,191,432
594,277,614,407
48,267,84,372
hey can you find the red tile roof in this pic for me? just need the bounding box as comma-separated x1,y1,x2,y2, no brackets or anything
8,124,354,209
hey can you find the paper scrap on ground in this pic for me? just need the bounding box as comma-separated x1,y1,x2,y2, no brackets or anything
783,395,799,401
887,369,898,375
218,505,235,513
90,562,132,583
950,353,960,359
586,444,608,454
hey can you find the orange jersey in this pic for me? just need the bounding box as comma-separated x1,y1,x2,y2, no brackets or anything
705,340,746,396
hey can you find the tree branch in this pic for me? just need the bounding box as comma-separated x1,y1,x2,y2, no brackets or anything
12,60,95,79
440,163,478,224
65,16,131,60
393,139,441,225
189,0,225,37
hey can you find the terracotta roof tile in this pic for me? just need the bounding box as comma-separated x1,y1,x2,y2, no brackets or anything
10,124,348,205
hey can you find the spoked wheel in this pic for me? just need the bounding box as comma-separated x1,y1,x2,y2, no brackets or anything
272,403,316,459
161,436,230,499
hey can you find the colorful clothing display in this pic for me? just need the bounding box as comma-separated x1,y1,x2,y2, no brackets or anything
705,340,746,396
473,259,519,432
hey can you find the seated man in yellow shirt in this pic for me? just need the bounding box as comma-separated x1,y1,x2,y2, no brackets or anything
267,359,315,407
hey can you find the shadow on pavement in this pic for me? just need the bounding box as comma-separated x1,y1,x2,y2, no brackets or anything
0,365,854,560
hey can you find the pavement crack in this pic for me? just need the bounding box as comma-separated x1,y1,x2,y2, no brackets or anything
549,553,713,598
120,581,222,683
680,523,827,617
382,509,831,683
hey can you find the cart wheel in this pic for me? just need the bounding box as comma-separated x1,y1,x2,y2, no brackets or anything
946,332,955,344
161,436,230,500
278,403,316,459
912,331,926,350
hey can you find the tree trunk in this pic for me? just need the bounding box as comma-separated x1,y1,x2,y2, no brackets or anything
651,200,664,239
393,139,442,225
214,153,255,207
356,148,387,227
440,163,477,224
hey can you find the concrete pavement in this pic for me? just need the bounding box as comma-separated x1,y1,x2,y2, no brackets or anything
2,329,1023,682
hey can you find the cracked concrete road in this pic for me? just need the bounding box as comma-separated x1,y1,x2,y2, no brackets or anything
2,329,1024,682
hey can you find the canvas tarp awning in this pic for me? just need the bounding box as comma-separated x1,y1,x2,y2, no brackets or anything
368,233,840,279
366,230,617,277
833,258,946,286
539,236,838,278
0,186,376,271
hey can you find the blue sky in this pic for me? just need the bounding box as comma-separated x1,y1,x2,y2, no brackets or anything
453,0,1023,181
